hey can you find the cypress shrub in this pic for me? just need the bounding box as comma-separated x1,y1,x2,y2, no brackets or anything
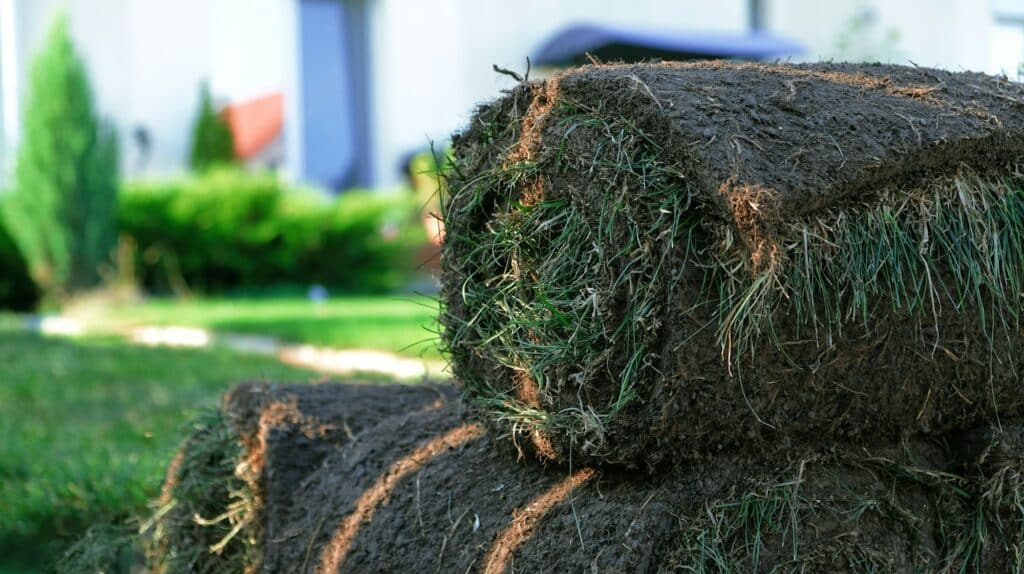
188,82,236,172
3,15,119,301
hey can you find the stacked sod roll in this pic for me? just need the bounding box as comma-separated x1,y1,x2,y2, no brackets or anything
131,383,1024,572
441,62,1024,468
230,400,1024,573
142,382,454,574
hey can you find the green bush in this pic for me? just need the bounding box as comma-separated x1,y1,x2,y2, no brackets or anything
119,170,426,294
3,15,119,301
0,205,39,311
189,81,236,172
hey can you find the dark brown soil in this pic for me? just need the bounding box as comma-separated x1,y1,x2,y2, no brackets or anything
662,428,1024,573
645,307,1024,465
233,389,1023,573
441,61,1024,468
221,381,456,553
224,383,450,495
260,402,697,573
553,62,1024,253
147,381,456,573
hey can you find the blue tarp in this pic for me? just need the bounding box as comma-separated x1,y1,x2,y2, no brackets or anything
532,23,804,66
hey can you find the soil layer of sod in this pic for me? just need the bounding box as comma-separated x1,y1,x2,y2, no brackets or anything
137,383,1024,573
144,381,454,574
441,61,1024,468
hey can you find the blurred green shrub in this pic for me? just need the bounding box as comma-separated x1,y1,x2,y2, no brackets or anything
189,81,236,172
408,147,453,213
0,202,39,311
120,169,426,294
3,15,119,301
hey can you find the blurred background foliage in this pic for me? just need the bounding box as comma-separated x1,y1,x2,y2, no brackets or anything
0,17,433,314
2,15,119,304
0,207,39,311
120,170,425,296
188,81,237,173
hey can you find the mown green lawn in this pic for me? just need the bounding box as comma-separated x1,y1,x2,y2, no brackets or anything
94,295,443,359
0,322,320,573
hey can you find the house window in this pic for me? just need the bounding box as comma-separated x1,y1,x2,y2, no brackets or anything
298,0,372,190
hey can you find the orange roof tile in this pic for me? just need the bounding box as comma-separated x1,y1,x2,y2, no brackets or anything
222,92,284,159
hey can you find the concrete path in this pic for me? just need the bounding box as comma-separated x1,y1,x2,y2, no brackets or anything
30,316,449,381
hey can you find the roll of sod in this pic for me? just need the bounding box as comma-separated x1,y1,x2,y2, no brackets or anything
64,381,1024,573
441,62,1024,468
178,398,1024,573
144,381,453,574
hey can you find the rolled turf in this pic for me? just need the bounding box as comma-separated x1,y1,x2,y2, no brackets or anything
142,381,453,574
62,382,1024,573
441,61,1024,468
85,383,1024,573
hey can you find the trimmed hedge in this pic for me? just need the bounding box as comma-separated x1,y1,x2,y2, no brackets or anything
120,170,426,294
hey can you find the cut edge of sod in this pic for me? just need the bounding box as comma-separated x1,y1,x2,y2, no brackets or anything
145,407,257,574
59,408,255,574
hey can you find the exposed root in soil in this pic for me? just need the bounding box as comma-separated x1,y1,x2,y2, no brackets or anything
143,408,256,574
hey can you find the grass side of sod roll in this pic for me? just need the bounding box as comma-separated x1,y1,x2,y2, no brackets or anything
441,68,1024,466
664,431,1024,573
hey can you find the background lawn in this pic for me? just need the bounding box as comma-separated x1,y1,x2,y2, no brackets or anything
0,294,444,572
83,294,443,359
0,321,324,573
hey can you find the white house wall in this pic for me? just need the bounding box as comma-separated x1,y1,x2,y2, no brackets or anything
0,0,20,184
2,0,289,180
768,0,995,70
366,0,749,188
367,0,463,189
0,0,1021,190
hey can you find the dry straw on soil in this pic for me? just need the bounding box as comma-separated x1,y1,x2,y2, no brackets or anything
440,62,1024,468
